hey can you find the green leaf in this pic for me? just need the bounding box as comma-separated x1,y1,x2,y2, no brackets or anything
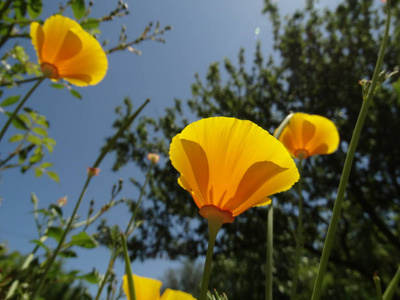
49,204,63,217
18,114,31,127
81,18,99,30
71,0,85,20
393,78,400,103
27,0,42,18
70,89,82,99
46,171,60,183
39,161,53,168
77,270,100,284
32,127,47,136
34,167,43,177
13,0,27,19
50,83,65,89
30,239,50,253
5,113,28,130
70,232,98,248
8,134,24,142
0,95,20,107
26,134,42,145
59,249,77,258
35,115,49,128
29,152,43,164
46,227,64,243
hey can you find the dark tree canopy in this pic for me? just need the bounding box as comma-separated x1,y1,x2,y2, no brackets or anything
108,0,400,299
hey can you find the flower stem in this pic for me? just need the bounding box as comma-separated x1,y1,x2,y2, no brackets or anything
124,166,152,236
95,250,117,300
290,159,304,300
265,201,274,300
200,216,224,300
30,99,150,300
121,232,137,300
311,1,391,299
0,77,44,144
373,273,383,300
383,264,400,300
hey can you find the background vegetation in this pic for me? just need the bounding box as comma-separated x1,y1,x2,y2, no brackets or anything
1,0,399,299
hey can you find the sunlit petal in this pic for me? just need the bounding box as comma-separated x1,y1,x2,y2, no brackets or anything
170,117,299,222
122,274,162,300
30,15,108,86
160,288,197,300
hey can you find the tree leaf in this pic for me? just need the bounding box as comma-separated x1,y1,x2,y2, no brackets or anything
0,95,20,107
71,0,85,20
27,0,42,18
69,232,98,249
393,78,400,103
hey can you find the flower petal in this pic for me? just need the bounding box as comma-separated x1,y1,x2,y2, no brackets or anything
122,274,162,300
30,15,108,86
170,117,299,219
30,22,45,64
161,288,197,300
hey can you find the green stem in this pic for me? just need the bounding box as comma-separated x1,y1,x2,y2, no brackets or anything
200,216,224,300
311,2,391,299
31,99,150,300
0,77,44,144
290,159,304,300
124,166,153,236
0,76,43,87
383,265,400,300
374,274,383,300
95,250,117,300
121,233,136,300
266,202,274,300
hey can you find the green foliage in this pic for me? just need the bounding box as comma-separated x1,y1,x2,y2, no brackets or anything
0,244,92,300
107,0,400,299
0,0,172,299
1,107,58,181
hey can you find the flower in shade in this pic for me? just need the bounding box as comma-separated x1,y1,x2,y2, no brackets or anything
276,112,340,160
169,117,299,224
30,15,108,86
122,274,196,300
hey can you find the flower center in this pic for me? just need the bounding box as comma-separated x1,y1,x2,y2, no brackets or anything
294,149,309,159
41,62,59,79
199,205,234,224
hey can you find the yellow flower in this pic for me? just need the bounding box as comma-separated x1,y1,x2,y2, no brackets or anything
30,15,108,86
169,117,299,223
276,112,340,159
122,274,196,300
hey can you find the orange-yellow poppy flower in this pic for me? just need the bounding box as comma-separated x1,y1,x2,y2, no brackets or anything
30,15,108,86
122,274,196,300
169,117,299,223
276,112,340,159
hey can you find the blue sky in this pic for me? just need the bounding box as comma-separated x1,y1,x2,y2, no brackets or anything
0,0,330,297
